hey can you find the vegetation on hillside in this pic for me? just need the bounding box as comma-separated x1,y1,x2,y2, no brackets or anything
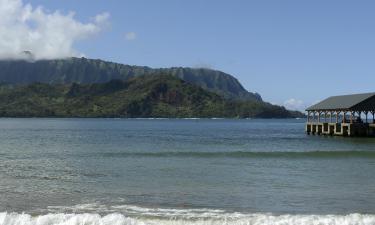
0,74,303,118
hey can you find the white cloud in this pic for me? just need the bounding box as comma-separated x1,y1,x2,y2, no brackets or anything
125,32,137,41
94,12,110,24
283,98,305,111
0,0,110,60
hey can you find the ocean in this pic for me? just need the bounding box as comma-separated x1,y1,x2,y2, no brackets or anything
0,118,375,225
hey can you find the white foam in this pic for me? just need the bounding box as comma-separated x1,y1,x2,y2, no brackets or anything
1,212,375,225
46,203,231,219
6,203,375,225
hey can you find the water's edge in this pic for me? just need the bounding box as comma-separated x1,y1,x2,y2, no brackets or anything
1,212,374,225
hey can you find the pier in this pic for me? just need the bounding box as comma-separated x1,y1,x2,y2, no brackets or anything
306,92,375,137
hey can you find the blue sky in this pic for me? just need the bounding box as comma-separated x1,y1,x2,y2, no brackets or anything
26,0,375,110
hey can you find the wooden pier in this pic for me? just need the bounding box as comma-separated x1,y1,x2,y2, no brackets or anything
305,92,375,137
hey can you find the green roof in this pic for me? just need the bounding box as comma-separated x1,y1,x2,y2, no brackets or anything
306,92,375,111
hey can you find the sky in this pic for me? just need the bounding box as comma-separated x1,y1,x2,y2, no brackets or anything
1,0,375,111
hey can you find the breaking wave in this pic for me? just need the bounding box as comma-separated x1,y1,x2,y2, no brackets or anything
2,204,375,225
1,212,375,225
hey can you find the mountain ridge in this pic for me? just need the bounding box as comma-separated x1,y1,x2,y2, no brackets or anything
0,57,262,101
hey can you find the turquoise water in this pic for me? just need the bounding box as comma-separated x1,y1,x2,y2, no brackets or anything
1,118,375,224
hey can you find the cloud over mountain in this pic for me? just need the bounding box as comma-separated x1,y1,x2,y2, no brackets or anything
283,98,305,111
0,0,109,60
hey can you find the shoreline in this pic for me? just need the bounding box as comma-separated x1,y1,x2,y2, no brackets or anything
1,211,375,225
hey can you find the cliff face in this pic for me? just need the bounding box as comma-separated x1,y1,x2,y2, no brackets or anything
0,57,262,101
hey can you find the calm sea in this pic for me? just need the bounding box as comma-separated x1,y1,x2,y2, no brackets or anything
1,118,375,224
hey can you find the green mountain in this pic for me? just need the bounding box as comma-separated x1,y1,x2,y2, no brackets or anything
0,57,262,101
0,74,302,118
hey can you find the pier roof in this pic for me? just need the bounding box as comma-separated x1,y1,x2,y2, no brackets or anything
306,92,375,111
